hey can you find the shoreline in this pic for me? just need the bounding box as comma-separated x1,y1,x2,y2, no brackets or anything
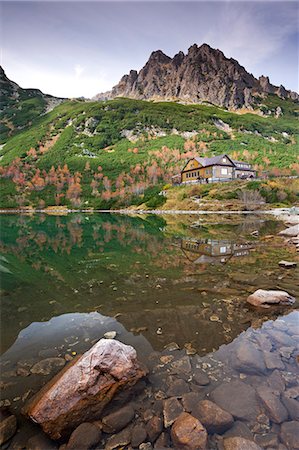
0,206,298,215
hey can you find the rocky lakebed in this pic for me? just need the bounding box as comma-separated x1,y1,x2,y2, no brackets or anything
0,211,298,449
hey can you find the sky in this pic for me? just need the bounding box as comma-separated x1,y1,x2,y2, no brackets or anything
1,0,298,98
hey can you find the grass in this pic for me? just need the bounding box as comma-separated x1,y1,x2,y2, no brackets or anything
0,96,298,209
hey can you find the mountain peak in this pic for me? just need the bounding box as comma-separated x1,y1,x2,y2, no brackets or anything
96,43,299,108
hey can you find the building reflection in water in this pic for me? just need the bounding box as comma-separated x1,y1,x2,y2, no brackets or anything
181,237,255,264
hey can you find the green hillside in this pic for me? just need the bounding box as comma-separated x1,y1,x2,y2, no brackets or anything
0,96,298,209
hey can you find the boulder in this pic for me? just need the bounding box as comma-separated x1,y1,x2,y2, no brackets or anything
279,225,299,237
171,412,207,450
193,400,234,434
223,437,262,450
66,423,102,450
280,421,299,449
247,289,296,308
0,413,17,445
24,339,146,439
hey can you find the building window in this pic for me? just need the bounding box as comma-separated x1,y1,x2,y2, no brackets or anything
223,158,227,162
221,168,228,175
220,246,227,253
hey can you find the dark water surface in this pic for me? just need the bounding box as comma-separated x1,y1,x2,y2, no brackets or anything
0,213,298,448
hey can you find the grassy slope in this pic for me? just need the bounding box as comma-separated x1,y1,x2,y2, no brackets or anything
0,96,298,209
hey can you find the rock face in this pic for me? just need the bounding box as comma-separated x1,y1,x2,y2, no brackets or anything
94,44,299,108
171,412,208,450
24,339,146,439
247,289,296,308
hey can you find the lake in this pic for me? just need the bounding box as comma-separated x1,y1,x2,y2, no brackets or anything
0,212,298,448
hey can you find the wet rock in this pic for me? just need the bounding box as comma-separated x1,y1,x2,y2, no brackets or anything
27,433,58,450
223,421,253,440
30,357,65,375
139,443,153,450
170,356,192,375
281,397,299,420
145,416,163,443
154,431,170,448
39,348,59,358
255,432,279,448
279,225,299,237
164,342,180,351
280,421,299,449
223,437,262,450
163,397,184,427
264,351,285,370
65,423,101,449
102,404,135,433
104,331,117,339
268,370,285,392
131,424,147,448
24,339,146,439
181,392,204,413
247,289,296,308
167,378,189,397
171,412,208,450
105,425,132,450
256,386,288,424
234,341,266,374
192,371,210,386
0,413,17,445
279,260,297,268
285,384,299,398
210,381,260,421
193,400,234,434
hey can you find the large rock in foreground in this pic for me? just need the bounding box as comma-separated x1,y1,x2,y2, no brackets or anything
24,339,146,439
247,289,296,308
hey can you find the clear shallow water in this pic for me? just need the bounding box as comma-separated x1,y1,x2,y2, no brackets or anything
0,213,299,448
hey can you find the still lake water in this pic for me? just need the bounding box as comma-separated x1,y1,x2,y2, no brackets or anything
0,212,298,447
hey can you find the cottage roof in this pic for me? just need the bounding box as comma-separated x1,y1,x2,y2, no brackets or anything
232,160,255,171
194,154,234,167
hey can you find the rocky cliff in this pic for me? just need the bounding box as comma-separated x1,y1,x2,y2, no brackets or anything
94,44,298,109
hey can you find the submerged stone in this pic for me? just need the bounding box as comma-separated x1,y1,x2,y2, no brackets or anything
280,421,299,449
210,381,260,421
171,412,207,450
0,413,17,445
66,422,102,450
256,386,288,424
193,400,234,434
223,437,262,450
102,404,135,433
24,339,146,439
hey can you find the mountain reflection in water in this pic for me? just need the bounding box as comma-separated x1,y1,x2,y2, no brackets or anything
1,213,298,356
